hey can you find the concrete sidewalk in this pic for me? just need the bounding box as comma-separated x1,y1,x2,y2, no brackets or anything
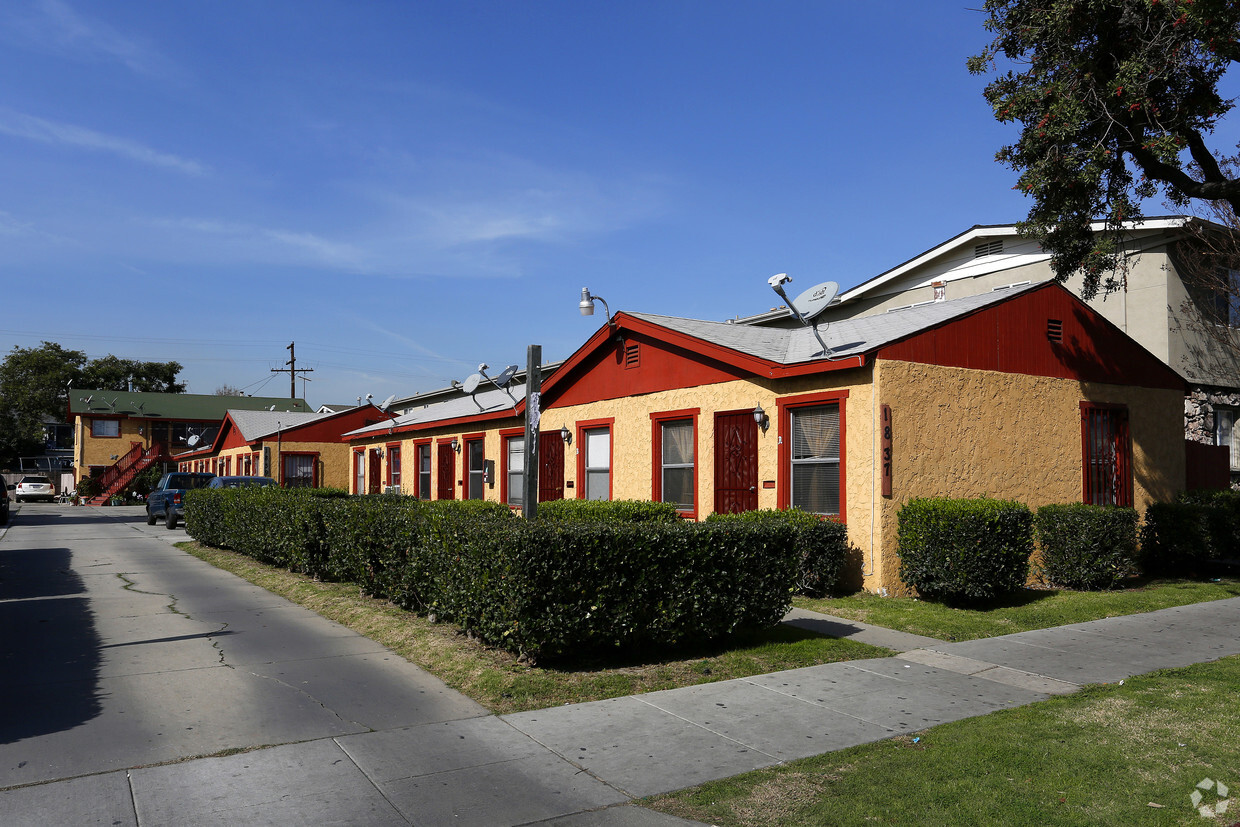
4,505,1240,825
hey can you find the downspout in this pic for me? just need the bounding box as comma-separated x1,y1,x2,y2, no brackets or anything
867,362,877,579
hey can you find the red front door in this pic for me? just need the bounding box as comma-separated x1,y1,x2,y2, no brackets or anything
437,443,456,500
714,410,758,514
368,449,382,494
538,431,564,502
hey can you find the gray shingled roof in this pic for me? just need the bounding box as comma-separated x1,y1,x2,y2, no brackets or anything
227,409,336,442
629,283,1042,364
345,381,525,438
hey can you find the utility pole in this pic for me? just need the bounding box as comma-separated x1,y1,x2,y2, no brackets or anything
521,344,541,519
271,341,313,399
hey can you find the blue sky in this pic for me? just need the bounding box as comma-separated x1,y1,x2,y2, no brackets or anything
2,1,1047,405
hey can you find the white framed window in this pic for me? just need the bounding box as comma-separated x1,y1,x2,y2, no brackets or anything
789,404,840,515
90,419,120,437
659,420,694,511
584,427,610,501
506,436,524,507
1217,407,1239,471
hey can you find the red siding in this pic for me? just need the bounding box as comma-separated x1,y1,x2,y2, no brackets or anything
549,334,752,409
877,284,1185,391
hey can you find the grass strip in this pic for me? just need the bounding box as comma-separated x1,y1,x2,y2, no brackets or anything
179,542,890,714
796,577,1240,641
645,655,1240,826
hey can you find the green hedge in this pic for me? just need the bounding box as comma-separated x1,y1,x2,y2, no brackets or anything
185,490,800,661
1034,503,1138,590
705,508,850,596
898,497,1032,605
1138,488,1240,577
535,498,683,523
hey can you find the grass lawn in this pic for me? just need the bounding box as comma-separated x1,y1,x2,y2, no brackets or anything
795,577,1240,641
179,542,890,714
645,655,1240,826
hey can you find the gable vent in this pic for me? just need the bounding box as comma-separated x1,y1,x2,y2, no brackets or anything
623,342,641,369
974,239,1004,258
1047,318,1063,343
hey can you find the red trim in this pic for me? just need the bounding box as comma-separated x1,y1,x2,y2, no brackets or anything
385,442,401,488
464,435,485,499
499,428,524,507
776,390,849,522
412,438,431,499
576,418,615,500
352,449,364,494
1080,402,1133,506
89,417,123,438
650,408,700,519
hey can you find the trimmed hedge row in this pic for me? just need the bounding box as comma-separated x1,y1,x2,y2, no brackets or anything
898,497,1032,605
535,498,683,523
705,508,850,596
184,490,800,661
1140,489,1240,576
1033,503,1138,590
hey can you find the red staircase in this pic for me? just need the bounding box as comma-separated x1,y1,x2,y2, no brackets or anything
84,442,166,506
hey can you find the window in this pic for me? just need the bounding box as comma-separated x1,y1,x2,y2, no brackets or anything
1210,268,1240,327
583,427,611,500
416,443,431,499
505,435,524,507
651,414,696,514
1081,403,1132,506
91,419,120,438
354,450,365,494
284,453,316,488
1216,407,1239,471
387,445,401,488
789,404,841,516
467,438,485,500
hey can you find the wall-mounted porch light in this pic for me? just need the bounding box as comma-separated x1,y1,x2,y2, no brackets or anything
753,403,769,433
560,425,572,445
578,287,611,320
451,437,461,453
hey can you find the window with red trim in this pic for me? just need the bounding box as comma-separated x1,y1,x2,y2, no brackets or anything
651,409,698,517
415,442,431,499
283,452,318,488
387,445,401,488
90,419,120,438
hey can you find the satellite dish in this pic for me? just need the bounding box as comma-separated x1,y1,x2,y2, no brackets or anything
790,281,839,321
461,373,483,394
378,394,396,412
187,434,202,448
492,364,519,388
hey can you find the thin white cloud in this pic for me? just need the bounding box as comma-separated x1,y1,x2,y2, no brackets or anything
3,0,162,75
150,217,370,271
0,108,206,175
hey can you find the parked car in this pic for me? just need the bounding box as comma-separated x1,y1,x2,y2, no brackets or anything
0,483,10,524
15,476,55,503
206,476,277,489
146,472,215,529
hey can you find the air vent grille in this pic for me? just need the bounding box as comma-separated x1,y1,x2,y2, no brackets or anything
974,239,1004,258
1047,319,1063,343
624,342,640,369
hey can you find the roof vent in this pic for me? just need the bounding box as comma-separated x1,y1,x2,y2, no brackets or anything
1047,318,1063,343
623,342,640,369
974,239,1003,258
932,280,946,302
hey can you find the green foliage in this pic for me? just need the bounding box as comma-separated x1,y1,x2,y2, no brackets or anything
970,0,1240,298
1034,504,1138,590
706,508,852,596
1139,489,1240,575
535,498,683,523
0,341,185,466
75,473,101,499
898,497,1033,605
185,490,801,661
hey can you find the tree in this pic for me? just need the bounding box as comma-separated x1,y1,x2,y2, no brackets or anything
214,384,245,396
0,342,185,467
969,0,1240,298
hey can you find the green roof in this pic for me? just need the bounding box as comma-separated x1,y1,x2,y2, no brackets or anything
68,389,309,421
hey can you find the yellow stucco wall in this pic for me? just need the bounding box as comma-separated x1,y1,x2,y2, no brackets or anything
75,417,144,482
871,359,1185,594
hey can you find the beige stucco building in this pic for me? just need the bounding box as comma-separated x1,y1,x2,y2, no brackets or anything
348,282,1185,594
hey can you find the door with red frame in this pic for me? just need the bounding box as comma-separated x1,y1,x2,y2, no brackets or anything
538,431,564,502
368,449,382,494
436,443,456,500
714,410,758,514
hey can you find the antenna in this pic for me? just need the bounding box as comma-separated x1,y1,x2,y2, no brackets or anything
767,274,838,357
